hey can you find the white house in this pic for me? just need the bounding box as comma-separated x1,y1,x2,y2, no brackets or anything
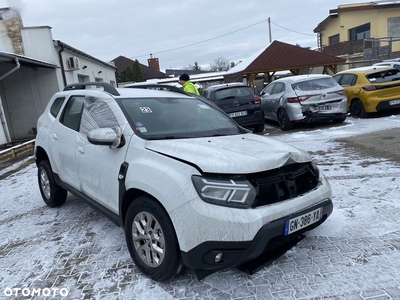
0,7,116,145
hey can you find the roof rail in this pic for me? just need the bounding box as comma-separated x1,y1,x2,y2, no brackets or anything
63,82,120,96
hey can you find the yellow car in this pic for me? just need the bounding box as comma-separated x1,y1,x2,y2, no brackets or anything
333,66,400,117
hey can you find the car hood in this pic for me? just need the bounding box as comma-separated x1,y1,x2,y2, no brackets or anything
144,134,311,173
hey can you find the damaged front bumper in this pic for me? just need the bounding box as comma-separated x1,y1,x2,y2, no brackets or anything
181,199,333,280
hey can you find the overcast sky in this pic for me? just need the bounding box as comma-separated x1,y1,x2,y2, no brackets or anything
1,0,369,70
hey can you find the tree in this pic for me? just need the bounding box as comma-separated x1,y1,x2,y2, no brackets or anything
116,60,144,83
132,60,144,82
188,61,203,71
208,57,231,71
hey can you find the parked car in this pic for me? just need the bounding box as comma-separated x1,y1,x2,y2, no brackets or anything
260,74,348,130
333,66,400,118
201,82,265,133
372,59,400,70
34,82,333,281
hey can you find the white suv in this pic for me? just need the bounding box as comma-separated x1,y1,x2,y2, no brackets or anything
34,82,333,281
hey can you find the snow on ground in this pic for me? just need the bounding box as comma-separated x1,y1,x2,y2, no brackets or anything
1,114,400,299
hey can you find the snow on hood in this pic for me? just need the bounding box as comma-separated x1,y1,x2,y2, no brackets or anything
145,134,311,173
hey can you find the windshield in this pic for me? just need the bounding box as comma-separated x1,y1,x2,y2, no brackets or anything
118,97,243,139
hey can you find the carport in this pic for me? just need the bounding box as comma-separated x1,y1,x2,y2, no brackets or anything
0,52,58,145
224,40,347,90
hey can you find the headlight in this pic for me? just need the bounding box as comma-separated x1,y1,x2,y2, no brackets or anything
192,175,256,208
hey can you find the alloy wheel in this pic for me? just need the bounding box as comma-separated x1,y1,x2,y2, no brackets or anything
39,168,51,199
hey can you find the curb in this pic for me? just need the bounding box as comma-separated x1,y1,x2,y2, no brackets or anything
0,139,35,166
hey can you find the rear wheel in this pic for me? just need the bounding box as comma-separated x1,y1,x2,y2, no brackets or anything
38,160,67,207
277,109,293,130
350,99,367,118
125,196,183,281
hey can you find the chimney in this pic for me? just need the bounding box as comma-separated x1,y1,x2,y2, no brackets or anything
0,7,24,55
148,53,160,71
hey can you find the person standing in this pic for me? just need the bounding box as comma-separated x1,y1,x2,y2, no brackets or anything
178,73,200,95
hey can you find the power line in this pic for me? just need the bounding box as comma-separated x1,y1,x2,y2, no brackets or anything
129,19,268,59
270,20,316,37
129,18,315,60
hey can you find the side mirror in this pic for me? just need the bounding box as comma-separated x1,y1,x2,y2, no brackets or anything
88,128,123,148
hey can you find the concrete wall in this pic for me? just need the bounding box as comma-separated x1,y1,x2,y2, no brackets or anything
21,26,58,64
0,65,58,141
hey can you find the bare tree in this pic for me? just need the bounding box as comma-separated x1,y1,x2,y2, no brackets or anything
208,57,231,71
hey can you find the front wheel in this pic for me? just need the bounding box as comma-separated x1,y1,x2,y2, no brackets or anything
350,99,367,118
277,109,293,130
37,160,67,207
125,196,183,281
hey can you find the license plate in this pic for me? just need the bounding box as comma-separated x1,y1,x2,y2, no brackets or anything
228,111,247,118
284,207,323,236
389,100,400,105
317,105,332,110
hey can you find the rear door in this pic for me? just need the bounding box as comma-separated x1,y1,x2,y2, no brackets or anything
261,82,285,120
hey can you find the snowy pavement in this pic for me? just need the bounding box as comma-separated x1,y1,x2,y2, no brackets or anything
1,115,400,299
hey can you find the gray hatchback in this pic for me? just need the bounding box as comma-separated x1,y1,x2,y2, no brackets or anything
202,82,265,133
260,74,348,130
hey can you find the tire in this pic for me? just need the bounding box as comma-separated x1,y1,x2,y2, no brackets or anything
350,99,367,118
125,196,183,281
38,160,67,207
277,109,293,130
254,121,265,133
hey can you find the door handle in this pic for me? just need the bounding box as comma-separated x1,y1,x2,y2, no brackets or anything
52,133,57,140
77,146,85,154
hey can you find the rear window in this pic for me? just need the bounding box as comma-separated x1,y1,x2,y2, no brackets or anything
212,87,253,101
366,69,400,83
292,78,338,91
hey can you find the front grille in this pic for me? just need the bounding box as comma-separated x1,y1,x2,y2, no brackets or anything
247,162,319,207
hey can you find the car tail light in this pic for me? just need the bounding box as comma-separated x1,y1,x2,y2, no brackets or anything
287,96,311,103
362,85,376,91
253,95,261,104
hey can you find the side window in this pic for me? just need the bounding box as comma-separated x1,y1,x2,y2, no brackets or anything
272,83,285,94
341,74,357,86
262,83,275,96
60,96,85,131
394,64,400,70
50,97,65,117
80,98,120,136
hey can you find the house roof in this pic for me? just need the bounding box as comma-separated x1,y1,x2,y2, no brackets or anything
0,51,58,69
225,40,346,76
54,40,116,69
111,56,166,80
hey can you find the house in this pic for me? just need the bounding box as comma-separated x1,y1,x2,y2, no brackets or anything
314,1,400,66
111,55,166,83
0,7,117,146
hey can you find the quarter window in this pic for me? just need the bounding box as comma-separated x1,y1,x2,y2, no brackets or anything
50,97,65,117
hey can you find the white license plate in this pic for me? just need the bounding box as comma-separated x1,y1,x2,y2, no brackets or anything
389,100,400,105
317,105,332,110
284,207,323,236
229,111,247,118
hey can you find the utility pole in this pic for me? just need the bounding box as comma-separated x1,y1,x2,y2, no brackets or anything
268,17,272,43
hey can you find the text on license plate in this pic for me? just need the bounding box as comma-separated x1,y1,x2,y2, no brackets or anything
389,100,400,105
229,111,247,118
317,105,332,110
284,207,323,236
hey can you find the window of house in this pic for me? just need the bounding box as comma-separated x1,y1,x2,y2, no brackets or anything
329,34,340,45
349,23,370,40
0,13,3,20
